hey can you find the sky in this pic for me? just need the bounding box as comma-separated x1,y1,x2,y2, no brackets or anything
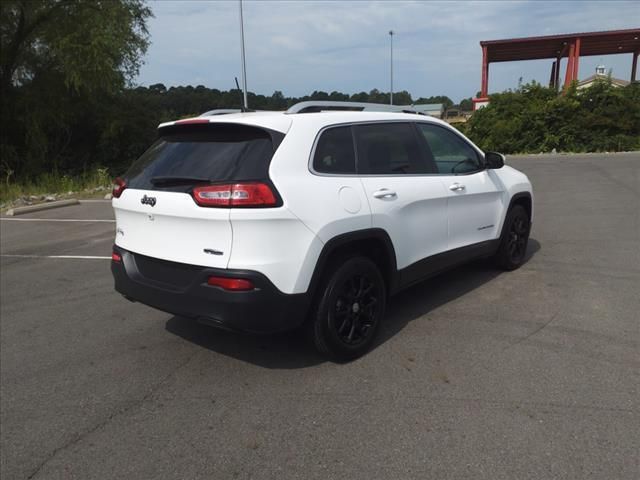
137,0,640,102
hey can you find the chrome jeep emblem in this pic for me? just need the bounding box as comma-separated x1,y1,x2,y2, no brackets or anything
141,195,156,207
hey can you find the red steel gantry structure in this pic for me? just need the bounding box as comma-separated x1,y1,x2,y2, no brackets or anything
473,28,640,109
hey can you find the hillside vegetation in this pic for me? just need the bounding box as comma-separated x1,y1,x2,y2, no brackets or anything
462,81,640,154
1,1,638,203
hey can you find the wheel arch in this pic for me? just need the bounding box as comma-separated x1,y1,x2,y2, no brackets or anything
497,191,533,240
307,229,399,298
509,191,532,221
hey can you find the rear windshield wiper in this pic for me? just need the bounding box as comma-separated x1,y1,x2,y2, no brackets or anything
150,176,211,186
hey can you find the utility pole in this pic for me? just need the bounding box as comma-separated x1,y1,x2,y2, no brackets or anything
389,30,394,105
239,0,248,109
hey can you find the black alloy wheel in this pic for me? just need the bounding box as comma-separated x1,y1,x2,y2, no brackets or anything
507,213,528,264
333,274,380,347
310,256,386,361
494,204,530,270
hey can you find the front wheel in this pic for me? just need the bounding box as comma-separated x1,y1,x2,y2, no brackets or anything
494,204,530,271
310,256,386,362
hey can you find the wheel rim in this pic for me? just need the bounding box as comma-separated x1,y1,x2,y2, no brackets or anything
332,274,380,347
507,214,528,263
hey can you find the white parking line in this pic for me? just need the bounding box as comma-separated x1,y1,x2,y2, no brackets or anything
1,254,111,260
1,218,115,223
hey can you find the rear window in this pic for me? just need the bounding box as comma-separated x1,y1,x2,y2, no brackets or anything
125,124,280,190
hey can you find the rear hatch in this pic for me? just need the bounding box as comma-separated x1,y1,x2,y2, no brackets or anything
113,121,284,269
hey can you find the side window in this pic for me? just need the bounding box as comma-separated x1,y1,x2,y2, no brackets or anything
417,123,482,174
355,123,433,175
312,126,356,174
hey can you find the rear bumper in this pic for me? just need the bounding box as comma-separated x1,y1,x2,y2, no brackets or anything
111,246,311,334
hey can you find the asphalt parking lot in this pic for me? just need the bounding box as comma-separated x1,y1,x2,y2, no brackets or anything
1,153,638,480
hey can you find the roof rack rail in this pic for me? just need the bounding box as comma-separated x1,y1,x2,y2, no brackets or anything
199,109,243,117
285,101,425,115
199,108,281,117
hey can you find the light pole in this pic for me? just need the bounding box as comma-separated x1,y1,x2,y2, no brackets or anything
389,30,394,105
239,0,248,109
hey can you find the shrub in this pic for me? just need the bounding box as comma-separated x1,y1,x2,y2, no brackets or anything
465,81,640,154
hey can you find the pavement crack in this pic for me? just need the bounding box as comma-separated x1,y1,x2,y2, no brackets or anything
502,310,560,353
26,349,201,479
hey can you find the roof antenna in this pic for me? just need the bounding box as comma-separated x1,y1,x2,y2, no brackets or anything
235,76,246,112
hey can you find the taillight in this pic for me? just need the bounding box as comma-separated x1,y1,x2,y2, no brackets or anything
192,182,277,208
207,276,255,291
112,177,126,198
174,118,210,125
112,251,122,262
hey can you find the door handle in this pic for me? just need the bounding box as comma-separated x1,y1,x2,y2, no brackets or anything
373,189,397,199
449,183,466,191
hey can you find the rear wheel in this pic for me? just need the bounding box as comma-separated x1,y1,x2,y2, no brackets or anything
310,256,386,362
494,204,530,270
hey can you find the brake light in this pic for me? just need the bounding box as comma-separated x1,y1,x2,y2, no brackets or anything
174,118,210,125
192,182,277,207
112,251,122,262
207,276,255,291
112,177,126,198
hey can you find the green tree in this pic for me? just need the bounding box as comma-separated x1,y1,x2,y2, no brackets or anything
392,90,413,105
350,91,369,102
465,81,640,154
415,95,454,108
0,0,152,178
329,91,349,101
1,0,150,94
367,88,388,104
459,97,473,111
309,90,329,100
268,90,287,109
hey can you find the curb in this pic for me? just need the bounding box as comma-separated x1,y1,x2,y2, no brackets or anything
6,199,80,216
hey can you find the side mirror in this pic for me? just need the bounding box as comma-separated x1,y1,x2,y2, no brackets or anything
485,152,505,169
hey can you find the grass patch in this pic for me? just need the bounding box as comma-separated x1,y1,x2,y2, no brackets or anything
0,168,112,205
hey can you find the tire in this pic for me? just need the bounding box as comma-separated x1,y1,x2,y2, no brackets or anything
310,256,386,362
494,204,530,271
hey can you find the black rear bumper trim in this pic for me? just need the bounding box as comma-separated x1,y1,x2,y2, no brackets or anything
111,246,311,334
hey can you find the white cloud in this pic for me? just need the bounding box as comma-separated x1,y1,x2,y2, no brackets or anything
138,0,640,101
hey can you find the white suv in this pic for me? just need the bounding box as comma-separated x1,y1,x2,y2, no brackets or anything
111,101,533,360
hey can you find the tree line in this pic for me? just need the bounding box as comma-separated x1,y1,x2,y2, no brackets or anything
1,0,152,184
1,1,638,189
